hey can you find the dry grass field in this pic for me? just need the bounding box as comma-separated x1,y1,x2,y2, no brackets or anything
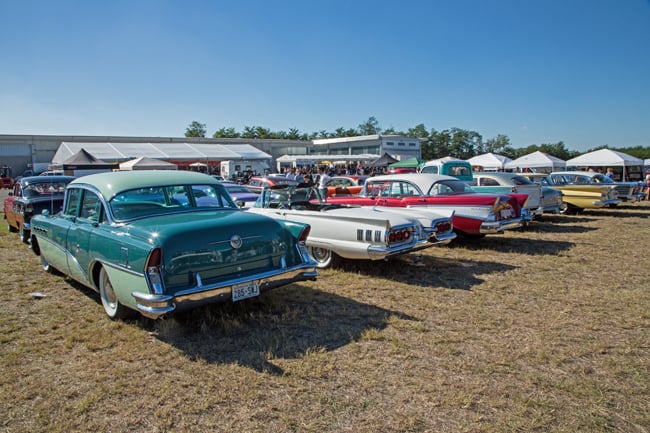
1,200,649,433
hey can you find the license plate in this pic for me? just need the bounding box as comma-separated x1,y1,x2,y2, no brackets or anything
500,209,513,218
232,280,260,301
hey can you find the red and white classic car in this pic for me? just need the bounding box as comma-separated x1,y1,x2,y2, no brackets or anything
323,173,529,239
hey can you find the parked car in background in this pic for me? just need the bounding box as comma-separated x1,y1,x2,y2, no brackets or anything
222,181,260,207
324,173,527,239
325,175,367,196
469,172,544,219
39,170,65,176
29,171,317,320
246,184,455,268
516,173,565,214
388,167,417,174
544,172,621,214
4,175,76,243
418,157,474,182
246,175,299,193
547,171,644,203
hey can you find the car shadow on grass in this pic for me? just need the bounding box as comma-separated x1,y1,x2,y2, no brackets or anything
585,208,649,219
535,214,598,224
525,221,599,234
335,254,516,291
451,236,575,256
151,285,416,374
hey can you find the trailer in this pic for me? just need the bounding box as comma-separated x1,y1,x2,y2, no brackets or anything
220,160,272,183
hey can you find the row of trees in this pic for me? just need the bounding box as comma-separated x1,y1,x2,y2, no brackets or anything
184,118,650,161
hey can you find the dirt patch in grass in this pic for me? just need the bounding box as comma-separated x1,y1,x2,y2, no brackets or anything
1,203,649,432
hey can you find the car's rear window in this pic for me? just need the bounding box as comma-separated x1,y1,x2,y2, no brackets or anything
24,182,68,198
110,184,237,220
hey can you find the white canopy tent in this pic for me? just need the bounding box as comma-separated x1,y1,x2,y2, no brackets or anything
52,142,271,164
467,153,512,171
566,149,644,181
504,151,566,173
566,149,643,167
119,157,178,171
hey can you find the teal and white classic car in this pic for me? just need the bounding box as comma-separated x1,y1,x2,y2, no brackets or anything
29,171,318,320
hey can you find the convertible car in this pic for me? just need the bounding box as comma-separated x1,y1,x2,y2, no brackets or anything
324,173,528,239
29,171,318,320
245,184,456,268
4,175,76,243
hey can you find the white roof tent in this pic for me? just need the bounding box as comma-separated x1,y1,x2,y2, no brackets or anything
504,151,566,173
275,153,380,170
566,149,644,181
51,142,271,164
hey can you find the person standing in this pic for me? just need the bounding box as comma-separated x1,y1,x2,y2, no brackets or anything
318,167,331,200
605,168,615,180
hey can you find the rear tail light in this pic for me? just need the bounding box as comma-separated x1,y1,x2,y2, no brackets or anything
146,248,164,294
298,226,311,243
388,228,411,243
435,221,452,233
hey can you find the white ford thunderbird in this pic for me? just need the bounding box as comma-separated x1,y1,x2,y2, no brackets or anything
245,184,456,268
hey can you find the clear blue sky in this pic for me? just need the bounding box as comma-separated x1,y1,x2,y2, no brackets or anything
1,0,649,152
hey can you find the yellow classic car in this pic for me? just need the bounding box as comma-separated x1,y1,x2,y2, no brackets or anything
543,173,621,214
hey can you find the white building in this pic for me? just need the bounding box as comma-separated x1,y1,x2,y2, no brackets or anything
311,135,420,160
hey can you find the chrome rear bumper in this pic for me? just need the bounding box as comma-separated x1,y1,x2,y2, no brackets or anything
132,265,318,319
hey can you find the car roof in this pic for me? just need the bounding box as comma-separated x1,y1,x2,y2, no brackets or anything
368,173,457,183
473,172,520,177
366,173,459,192
549,171,598,176
70,171,219,199
20,175,76,184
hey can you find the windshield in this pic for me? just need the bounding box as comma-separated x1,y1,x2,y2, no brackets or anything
254,185,321,209
110,184,237,220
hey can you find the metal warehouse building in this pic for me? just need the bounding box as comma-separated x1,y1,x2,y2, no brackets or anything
0,134,420,176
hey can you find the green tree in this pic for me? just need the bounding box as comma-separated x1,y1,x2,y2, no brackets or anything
406,124,429,139
212,127,240,138
426,129,452,159
484,134,513,155
448,128,482,160
241,126,259,139
185,121,207,138
287,128,302,140
358,116,381,135
333,127,358,137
